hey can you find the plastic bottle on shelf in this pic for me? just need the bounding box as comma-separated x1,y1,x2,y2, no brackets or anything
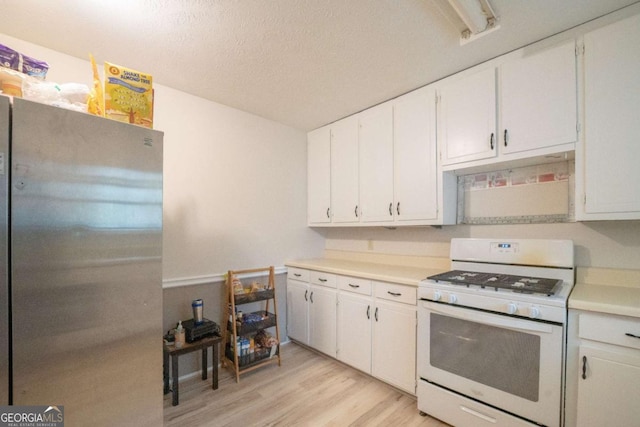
175,321,185,348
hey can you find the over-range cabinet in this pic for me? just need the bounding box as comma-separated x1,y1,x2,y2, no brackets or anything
0,95,164,426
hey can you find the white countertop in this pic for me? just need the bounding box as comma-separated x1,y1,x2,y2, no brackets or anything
569,267,640,318
285,253,448,287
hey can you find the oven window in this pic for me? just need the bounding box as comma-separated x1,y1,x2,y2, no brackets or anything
430,313,540,402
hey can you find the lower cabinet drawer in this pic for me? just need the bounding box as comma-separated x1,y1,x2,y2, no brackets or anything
579,312,640,350
337,275,372,295
310,271,337,288
374,281,416,305
287,267,309,282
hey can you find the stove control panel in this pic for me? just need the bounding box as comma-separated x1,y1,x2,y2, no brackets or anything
491,242,519,254
417,284,566,323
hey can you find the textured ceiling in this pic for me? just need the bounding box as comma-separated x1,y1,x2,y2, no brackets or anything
0,0,638,130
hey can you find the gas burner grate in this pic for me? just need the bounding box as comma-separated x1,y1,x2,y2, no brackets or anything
426,270,563,296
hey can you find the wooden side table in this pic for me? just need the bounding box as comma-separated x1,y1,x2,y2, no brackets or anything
163,334,223,406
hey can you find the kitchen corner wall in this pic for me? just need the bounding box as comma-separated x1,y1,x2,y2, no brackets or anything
1,34,326,376
324,221,640,270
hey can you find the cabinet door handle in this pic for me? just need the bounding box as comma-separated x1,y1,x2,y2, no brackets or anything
375,307,379,322
389,202,393,216
367,305,370,319
396,202,400,216
348,283,360,288
490,132,494,150
626,332,640,339
504,129,509,147
310,291,314,303
387,291,402,297
582,355,587,380
326,207,330,219
355,205,359,218
304,290,308,301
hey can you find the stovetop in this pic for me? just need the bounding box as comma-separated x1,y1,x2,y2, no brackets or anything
427,270,563,296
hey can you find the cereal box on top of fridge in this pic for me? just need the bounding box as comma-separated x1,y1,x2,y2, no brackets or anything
104,61,153,128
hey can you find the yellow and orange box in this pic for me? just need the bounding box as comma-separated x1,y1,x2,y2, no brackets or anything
104,62,153,128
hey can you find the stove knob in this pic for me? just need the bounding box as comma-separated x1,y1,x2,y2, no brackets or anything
433,291,442,301
448,294,458,304
507,303,518,315
529,306,540,319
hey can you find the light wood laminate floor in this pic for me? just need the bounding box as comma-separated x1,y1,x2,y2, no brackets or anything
164,341,449,426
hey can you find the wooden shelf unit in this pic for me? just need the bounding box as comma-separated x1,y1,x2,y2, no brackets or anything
222,266,281,382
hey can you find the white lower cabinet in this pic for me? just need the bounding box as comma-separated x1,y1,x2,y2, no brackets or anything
287,269,337,357
337,289,372,374
286,278,309,345
289,268,418,395
372,283,417,394
309,284,337,357
573,312,640,427
286,268,310,344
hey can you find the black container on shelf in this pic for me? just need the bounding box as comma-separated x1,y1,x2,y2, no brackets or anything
225,343,279,368
227,311,277,335
233,289,275,305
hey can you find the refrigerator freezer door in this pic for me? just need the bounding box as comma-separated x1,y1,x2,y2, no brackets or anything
10,99,163,426
0,95,9,404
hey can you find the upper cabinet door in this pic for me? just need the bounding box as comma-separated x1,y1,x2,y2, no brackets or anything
359,102,394,223
582,13,640,216
394,86,438,222
439,67,497,166
330,115,360,223
307,126,331,224
500,40,577,155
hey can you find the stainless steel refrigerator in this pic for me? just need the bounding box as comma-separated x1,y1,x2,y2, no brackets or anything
0,95,163,426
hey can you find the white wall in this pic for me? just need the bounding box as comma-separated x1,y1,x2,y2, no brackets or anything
0,34,326,283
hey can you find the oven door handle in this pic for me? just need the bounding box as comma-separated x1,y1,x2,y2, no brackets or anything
421,301,555,334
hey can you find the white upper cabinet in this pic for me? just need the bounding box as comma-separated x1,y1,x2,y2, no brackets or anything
307,126,331,224
393,86,439,222
358,86,447,225
330,115,360,223
311,84,451,227
439,67,497,166
577,13,640,219
439,40,577,171
499,40,577,155
359,101,394,223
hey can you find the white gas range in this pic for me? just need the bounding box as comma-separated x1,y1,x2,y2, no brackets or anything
417,238,575,427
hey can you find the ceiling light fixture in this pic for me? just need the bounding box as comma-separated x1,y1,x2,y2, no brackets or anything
434,0,500,45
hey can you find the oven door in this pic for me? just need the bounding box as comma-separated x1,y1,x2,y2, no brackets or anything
417,300,563,427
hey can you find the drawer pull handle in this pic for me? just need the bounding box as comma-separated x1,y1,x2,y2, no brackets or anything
582,355,587,380
460,406,496,423
318,278,327,282
387,291,402,297
625,333,640,339
294,273,301,277
348,284,360,288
